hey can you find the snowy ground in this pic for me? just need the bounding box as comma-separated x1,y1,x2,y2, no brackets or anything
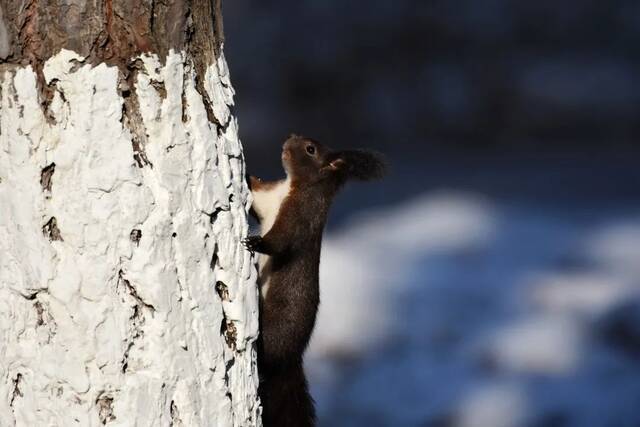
307,191,640,427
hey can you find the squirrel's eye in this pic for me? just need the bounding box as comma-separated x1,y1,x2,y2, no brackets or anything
306,145,316,155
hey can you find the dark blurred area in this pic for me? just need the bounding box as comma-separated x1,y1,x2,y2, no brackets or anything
225,0,639,226
224,2,640,426
225,0,640,153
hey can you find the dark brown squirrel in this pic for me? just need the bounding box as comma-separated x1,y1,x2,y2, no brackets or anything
243,134,385,427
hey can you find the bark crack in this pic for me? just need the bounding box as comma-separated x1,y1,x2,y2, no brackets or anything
118,270,156,313
120,305,144,373
181,60,191,123
210,242,219,270
117,270,155,373
119,61,153,169
170,400,184,426
206,206,227,224
192,63,217,126
34,298,57,344
9,373,23,408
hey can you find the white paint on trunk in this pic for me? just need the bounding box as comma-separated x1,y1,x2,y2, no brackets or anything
0,49,260,426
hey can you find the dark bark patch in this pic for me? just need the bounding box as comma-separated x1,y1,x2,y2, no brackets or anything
42,217,63,241
34,299,57,343
150,79,166,100
192,66,217,126
212,0,224,57
223,358,234,386
184,0,221,126
207,206,226,224
68,58,85,73
39,75,59,124
181,60,191,123
0,5,10,60
130,229,142,246
18,0,41,65
209,242,218,269
96,393,116,424
34,300,45,326
119,61,153,169
23,291,39,300
221,317,237,351
215,281,229,301
40,162,55,192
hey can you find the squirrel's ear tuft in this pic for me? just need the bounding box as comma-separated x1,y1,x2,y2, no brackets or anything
333,150,387,181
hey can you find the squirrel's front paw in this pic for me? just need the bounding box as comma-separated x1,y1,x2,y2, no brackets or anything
242,235,263,253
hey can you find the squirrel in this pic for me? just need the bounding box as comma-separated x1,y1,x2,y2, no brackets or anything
243,134,385,427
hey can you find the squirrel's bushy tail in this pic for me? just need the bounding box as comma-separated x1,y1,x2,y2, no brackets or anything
333,149,387,181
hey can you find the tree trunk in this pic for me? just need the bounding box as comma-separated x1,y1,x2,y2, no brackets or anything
0,1,260,426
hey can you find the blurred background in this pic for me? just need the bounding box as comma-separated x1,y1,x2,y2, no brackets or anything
224,1,640,426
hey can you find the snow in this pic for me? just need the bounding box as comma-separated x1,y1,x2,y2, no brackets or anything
308,191,640,427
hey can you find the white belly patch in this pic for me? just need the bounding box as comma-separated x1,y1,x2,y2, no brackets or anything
251,178,291,298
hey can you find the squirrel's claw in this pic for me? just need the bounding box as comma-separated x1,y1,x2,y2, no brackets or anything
243,235,263,253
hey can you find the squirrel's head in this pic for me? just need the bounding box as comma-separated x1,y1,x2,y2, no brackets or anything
282,134,386,186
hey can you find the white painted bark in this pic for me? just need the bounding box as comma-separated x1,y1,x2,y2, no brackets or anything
0,49,260,426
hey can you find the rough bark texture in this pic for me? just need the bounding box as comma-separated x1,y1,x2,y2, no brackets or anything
0,1,260,426
0,0,223,63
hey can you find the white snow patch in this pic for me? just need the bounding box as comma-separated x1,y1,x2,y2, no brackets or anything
308,191,640,427
484,315,583,374
309,193,495,356
456,383,528,427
